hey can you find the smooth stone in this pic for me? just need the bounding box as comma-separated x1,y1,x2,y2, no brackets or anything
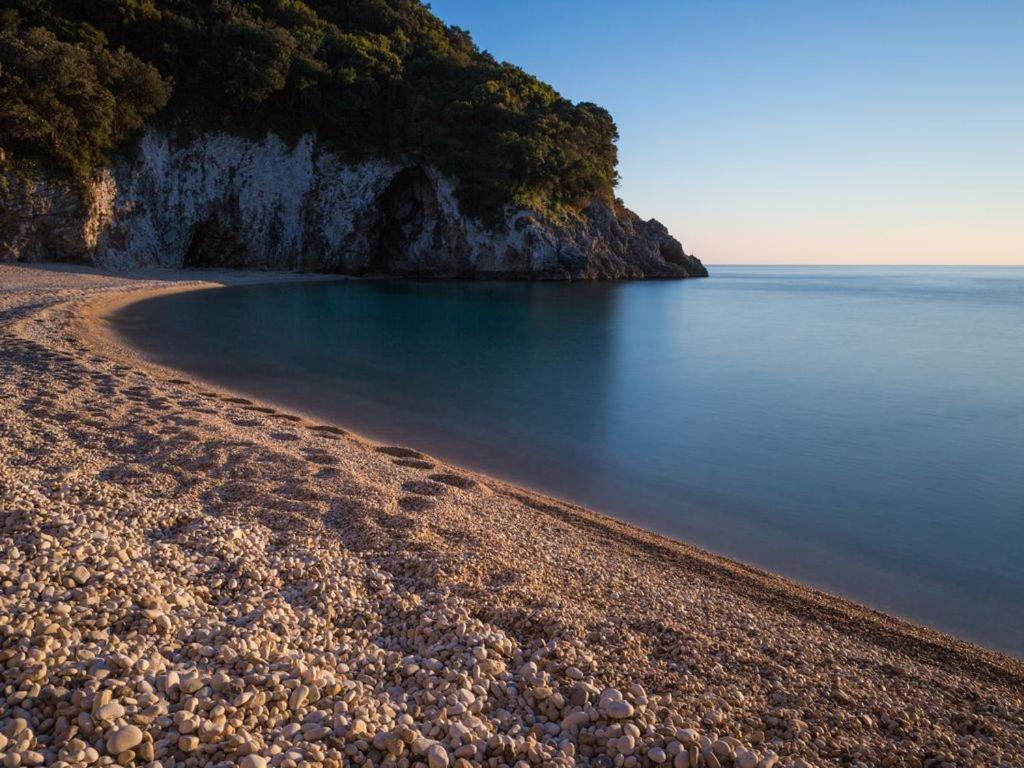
106,725,143,755
712,740,733,759
95,702,125,722
426,743,450,768
606,700,635,719
289,684,309,712
617,735,636,755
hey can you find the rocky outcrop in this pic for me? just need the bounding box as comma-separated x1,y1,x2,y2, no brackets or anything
0,171,116,263
1,131,706,279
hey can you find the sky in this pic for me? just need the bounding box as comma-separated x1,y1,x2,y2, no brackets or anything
429,1,1024,265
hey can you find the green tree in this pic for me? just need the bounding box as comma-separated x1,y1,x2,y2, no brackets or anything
0,0,619,221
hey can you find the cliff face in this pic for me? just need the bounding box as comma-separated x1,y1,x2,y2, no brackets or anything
1,131,706,279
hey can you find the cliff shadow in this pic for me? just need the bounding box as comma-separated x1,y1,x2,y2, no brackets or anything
371,167,471,276
182,202,255,269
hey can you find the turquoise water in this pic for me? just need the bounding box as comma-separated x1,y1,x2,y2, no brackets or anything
114,267,1024,656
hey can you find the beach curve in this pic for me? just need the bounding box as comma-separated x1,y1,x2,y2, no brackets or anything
1,262,1022,768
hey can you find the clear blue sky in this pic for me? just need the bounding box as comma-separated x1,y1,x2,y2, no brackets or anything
429,1,1023,264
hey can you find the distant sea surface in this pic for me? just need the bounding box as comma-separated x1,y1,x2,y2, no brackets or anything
113,267,1024,656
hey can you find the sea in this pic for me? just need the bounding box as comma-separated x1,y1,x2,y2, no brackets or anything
112,266,1024,656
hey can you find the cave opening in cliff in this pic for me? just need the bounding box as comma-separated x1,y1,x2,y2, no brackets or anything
374,166,443,273
183,210,250,269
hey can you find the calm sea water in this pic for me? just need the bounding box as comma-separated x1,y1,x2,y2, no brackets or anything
114,267,1024,656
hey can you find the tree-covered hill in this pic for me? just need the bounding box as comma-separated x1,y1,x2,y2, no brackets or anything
0,0,620,222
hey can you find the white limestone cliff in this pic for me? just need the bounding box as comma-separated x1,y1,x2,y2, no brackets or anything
1,130,706,279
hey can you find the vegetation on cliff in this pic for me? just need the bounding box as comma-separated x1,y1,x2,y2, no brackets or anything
0,1,619,221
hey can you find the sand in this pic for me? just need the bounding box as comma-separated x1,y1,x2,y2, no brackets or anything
0,262,1021,768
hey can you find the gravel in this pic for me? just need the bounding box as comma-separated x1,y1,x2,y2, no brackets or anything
0,263,1021,768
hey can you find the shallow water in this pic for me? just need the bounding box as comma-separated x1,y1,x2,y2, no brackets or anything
114,266,1024,656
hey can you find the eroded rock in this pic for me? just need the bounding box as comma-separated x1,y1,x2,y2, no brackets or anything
1,130,706,279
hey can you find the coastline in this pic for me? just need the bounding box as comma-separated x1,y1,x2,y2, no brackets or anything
76,279,1024,681
1,262,1022,768
75,271,343,402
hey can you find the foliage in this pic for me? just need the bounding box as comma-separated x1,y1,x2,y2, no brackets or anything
0,13,169,186
0,0,619,221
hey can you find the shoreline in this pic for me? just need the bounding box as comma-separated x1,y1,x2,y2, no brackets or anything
76,272,342,407
32,267,1024,678
2,262,1022,768
85,276,1022,677
91,273,1023,674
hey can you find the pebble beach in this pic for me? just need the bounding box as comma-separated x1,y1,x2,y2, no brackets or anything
1,263,1022,768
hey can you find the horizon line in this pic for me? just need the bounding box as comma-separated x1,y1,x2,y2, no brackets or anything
703,262,1024,268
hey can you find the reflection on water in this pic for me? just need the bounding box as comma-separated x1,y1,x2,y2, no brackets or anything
114,267,1024,657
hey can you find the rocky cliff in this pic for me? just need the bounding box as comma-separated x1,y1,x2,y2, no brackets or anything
1,131,706,279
